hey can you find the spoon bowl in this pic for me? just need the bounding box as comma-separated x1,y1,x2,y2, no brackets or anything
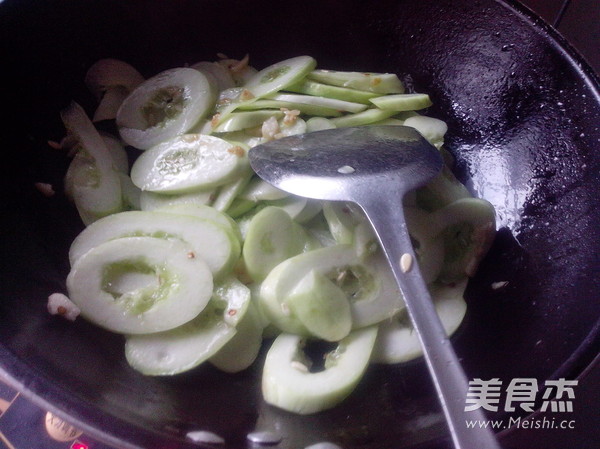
249,125,502,449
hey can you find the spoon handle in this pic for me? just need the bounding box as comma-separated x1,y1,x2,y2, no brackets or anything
360,195,501,449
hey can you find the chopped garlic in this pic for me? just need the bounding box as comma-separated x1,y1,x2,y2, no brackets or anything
491,281,509,290
261,116,280,141
47,293,80,321
34,182,55,197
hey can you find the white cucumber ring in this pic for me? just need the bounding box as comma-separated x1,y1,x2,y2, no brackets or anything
130,134,248,193
67,237,213,334
261,326,378,414
117,68,215,149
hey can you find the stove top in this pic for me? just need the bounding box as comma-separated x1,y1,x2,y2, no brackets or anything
0,379,113,449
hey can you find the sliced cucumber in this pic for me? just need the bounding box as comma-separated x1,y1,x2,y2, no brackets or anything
131,134,248,193
261,326,378,414
243,206,309,282
286,79,380,104
371,280,467,364
239,176,289,202
267,93,368,114
85,58,144,100
67,236,213,334
190,61,235,91
286,270,352,342
404,207,445,284
306,117,336,132
139,188,216,211
236,99,342,117
403,115,448,146
329,108,396,128
68,210,240,280
117,68,215,149
243,56,316,99
152,203,242,244
209,301,263,373
308,70,404,94
93,86,130,122
61,102,123,223
125,300,235,375
211,168,253,212
432,198,496,280
117,172,142,211
259,244,403,333
369,93,432,111
124,275,251,375
212,110,284,133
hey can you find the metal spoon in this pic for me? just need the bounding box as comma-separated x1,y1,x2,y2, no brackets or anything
249,126,501,449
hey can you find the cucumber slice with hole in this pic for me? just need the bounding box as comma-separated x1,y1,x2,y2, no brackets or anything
371,280,467,364
117,67,215,150
131,134,248,193
261,326,378,414
124,275,251,375
69,210,240,280
308,70,404,94
67,236,213,334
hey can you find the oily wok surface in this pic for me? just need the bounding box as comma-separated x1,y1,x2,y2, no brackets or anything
1,0,599,448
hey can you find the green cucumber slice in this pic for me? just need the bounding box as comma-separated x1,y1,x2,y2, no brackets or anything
286,79,380,104
371,280,467,364
308,70,404,94
117,68,215,149
61,102,123,223
329,108,396,128
259,244,403,333
404,207,445,284
212,110,284,133
432,198,496,280
403,115,448,146
67,236,213,334
152,203,242,244
236,99,342,117
243,206,308,282
68,210,240,280
139,188,216,211
211,168,253,212
131,134,248,193
117,172,142,211
261,326,378,414
209,301,263,373
239,177,289,202
369,93,432,111
124,275,251,375
243,56,317,99
286,270,352,342
267,93,368,113
306,117,336,132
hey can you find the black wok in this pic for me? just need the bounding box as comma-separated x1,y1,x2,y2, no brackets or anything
1,0,599,448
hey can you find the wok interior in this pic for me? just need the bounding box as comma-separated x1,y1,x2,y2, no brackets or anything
1,0,599,448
